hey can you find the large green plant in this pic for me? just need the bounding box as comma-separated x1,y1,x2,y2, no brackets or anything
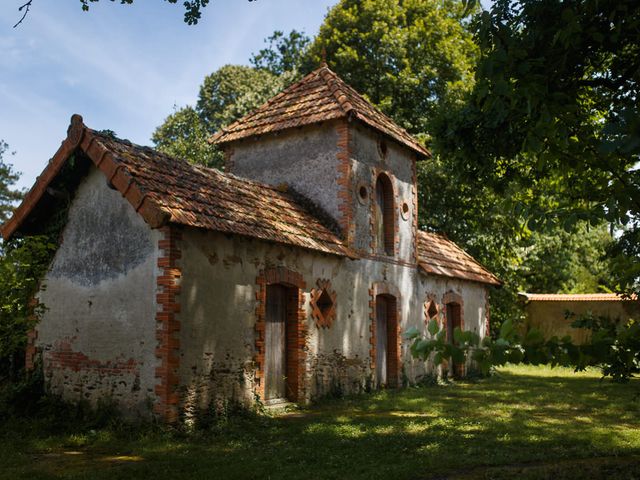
406,314,640,384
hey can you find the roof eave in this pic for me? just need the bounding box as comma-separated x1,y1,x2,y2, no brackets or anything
418,263,502,287
2,115,171,242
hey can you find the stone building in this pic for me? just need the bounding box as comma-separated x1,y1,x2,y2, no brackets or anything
2,66,500,422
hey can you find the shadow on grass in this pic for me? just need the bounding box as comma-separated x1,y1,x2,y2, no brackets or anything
1,367,639,480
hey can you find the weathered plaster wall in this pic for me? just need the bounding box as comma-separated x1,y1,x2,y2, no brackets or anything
523,300,639,344
349,124,417,261
177,228,489,416
407,276,489,380
35,167,160,416
227,124,342,225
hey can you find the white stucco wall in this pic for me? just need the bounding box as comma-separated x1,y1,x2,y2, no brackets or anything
228,124,342,226
177,228,490,414
35,166,160,416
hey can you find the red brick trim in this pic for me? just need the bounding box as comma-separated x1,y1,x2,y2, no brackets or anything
336,121,354,244
25,329,38,371
368,281,402,387
154,225,182,423
24,296,41,371
2,115,170,241
255,267,307,403
442,290,465,377
310,279,337,329
424,292,440,324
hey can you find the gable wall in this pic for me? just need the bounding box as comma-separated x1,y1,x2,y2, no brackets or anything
176,228,489,419
34,167,160,417
226,123,343,226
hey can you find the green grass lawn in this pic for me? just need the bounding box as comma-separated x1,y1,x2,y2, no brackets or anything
1,365,639,479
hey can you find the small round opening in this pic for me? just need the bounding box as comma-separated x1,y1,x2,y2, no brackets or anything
359,186,368,200
401,201,410,220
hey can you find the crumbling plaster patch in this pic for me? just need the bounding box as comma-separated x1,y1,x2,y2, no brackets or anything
36,167,160,416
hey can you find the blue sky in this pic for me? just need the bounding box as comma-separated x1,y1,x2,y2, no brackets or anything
0,0,338,190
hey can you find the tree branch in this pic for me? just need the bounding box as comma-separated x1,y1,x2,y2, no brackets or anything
13,0,33,28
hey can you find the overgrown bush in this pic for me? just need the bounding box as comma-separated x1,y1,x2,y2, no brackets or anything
0,236,56,379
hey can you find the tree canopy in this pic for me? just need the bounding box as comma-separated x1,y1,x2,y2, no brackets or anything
152,65,289,168
251,30,310,76
0,141,22,224
302,0,479,135
438,0,640,295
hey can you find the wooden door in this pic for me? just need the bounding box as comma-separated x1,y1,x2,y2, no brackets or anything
376,295,389,386
446,303,464,377
265,285,287,402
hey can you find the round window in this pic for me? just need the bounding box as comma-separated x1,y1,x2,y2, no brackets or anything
357,183,369,205
401,201,410,220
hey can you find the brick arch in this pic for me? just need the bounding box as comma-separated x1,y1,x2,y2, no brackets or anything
368,281,402,387
370,169,398,257
442,290,465,330
255,267,307,403
260,266,306,289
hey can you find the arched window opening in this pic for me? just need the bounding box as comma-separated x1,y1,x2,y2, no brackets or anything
375,173,394,256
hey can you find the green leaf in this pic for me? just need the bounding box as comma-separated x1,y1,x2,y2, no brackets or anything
403,326,420,340
427,318,440,337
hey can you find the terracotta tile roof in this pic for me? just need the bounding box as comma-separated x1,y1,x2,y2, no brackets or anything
1,115,354,258
210,64,430,158
519,293,637,302
417,231,501,286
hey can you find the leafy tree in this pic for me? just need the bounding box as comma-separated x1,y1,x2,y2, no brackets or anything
519,223,616,295
438,0,640,295
302,0,479,134
152,65,288,167
251,30,311,76
196,65,285,133
0,141,22,224
152,106,221,168
14,0,256,27
0,236,55,377
0,142,55,378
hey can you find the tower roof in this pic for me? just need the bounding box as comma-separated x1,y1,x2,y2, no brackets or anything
210,64,430,158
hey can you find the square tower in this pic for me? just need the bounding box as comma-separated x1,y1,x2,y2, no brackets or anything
211,64,430,264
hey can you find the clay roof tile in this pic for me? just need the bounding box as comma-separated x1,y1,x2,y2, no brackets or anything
417,231,501,286
210,65,430,158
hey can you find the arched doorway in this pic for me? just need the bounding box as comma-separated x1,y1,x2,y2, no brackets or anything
256,267,306,404
372,287,400,388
